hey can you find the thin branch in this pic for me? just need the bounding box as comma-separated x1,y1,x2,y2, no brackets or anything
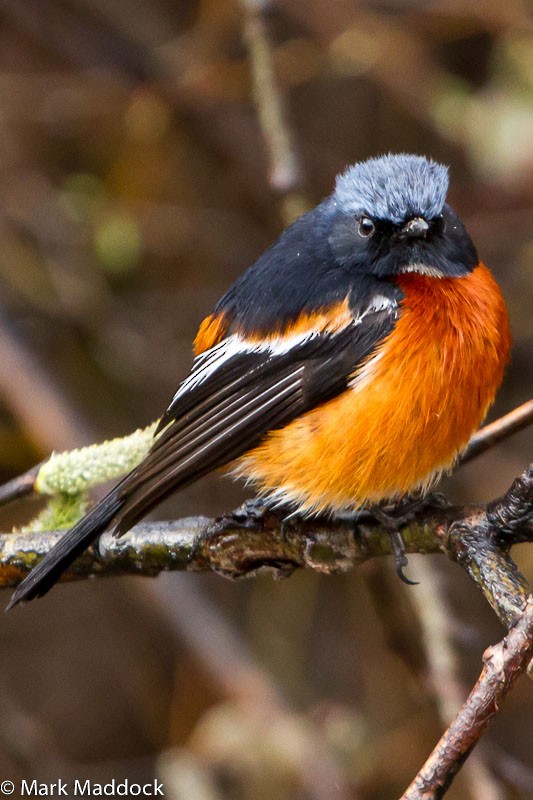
0,466,531,798
0,507,441,590
240,0,309,223
409,560,504,800
444,467,532,628
461,399,533,464
0,463,42,507
400,597,533,800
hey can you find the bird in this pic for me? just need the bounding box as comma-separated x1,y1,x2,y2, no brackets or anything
7,153,511,609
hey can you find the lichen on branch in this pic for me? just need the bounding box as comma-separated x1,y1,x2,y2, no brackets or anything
34,422,157,497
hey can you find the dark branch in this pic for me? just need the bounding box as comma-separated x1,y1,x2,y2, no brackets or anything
487,465,533,540
0,463,42,506
461,399,533,464
401,597,533,799
2,467,532,629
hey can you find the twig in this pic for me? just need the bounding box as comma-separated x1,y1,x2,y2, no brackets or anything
0,424,156,510
0,506,442,590
401,597,533,800
461,399,533,464
240,0,308,223
410,560,505,800
0,464,42,507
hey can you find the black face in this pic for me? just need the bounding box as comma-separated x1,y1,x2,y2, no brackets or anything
329,203,479,279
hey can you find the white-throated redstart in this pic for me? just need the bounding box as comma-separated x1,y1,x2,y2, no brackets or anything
8,154,510,608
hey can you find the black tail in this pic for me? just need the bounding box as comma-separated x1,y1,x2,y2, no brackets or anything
6,488,125,610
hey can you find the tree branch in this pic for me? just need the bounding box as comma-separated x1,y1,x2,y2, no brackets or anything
240,0,309,224
461,399,533,464
0,441,530,799
0,505,440,590
401,597,533,800
408,559,505,799
2,467,532,627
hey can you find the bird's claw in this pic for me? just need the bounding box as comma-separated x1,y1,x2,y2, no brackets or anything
369,505,419,585
387,527,418,585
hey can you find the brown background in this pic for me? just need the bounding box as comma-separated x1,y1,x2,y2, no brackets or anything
0,1,531,798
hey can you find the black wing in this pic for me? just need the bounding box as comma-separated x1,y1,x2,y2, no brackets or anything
7,310,395,607
113,311,395,533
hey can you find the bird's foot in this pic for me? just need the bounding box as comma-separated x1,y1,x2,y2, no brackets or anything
228,497,272,530
229,497,303,541
367,504,418,585
351,494,445,585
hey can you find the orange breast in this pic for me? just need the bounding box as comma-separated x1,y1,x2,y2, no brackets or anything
232,264,511,512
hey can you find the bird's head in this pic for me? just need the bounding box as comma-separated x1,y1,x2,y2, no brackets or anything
329,154,478,279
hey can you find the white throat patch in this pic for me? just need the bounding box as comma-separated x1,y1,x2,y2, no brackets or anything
399,263,443,278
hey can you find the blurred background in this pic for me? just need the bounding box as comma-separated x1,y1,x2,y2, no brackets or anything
0,1,532,798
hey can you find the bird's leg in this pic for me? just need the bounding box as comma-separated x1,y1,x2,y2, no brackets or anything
366,504,418,585
339,495,439,584
365,494,449,583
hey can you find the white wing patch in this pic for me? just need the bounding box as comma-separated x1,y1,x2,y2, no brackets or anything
366,294,397,312
171,298,399,407
171,330,318,404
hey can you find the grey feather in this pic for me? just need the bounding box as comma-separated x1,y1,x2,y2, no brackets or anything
333,153,449,224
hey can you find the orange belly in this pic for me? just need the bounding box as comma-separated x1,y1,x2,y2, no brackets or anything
231,264,511,512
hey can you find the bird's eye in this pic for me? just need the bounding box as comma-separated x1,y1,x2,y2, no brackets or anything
358,216,376,238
